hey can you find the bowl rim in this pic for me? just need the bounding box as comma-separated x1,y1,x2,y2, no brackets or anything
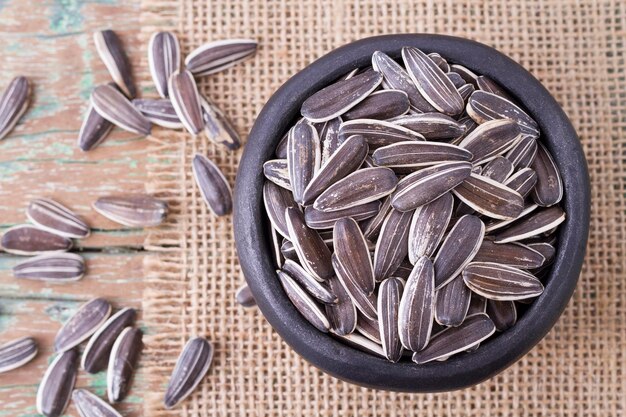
234,33,590,392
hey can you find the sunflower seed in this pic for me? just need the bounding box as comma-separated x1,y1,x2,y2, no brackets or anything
304,201,380,230
235,284,256,308
302,134,368,204
343,90,410,121
435,275,471,326
392,260,413,280
372,141,472,169
282,259,337,303
449,64,479,85
378,277,404,362
278,270,330,332
319,117,343,165
13,253,85,282
301,70,383,122
26,198,90,238
263,181,298,238
427,53,450,72
200,95,241,150
192,154,232,216
333,218,375,294
332,254,378,320
391,161,472,212
285,207,333,281
476,75,511,99
362,195,392,241
398,256,435,351
391,113,466,140
474,240,545,269
164,337,213,409
334,332,385,358
287,121,320,204
433,214,484,289
373,209,413,282
314,167,398,212
55,298,112,353
93,194,168,227
132,98,184,129
452,173,524,220
91,84,151,135
325,275,357,335
467,90,539,139
72,389,122,417
0,76,30,141
486,300,517,331
36,349,78,417
505,135,538,169
481,156,514,183
463,262,544,300
494,206,566,243
81,307,136,373
77,104,114,151
412,313,495,364
484,203,539,233
504,167,537,197
168,70,204,135
93,30,136,98
458,119,522,165
527,242,555,265
185,39,257,77
107,327,142,403
355,312,381,344
263,159,291,190
339,118,425,150
148,31,180,98
531,143,563,207
0,337,38,373
458,83,475,101
1,225,72,256
275,131,289,158
468,293,487,315
446,72,466,88
402,47,464,116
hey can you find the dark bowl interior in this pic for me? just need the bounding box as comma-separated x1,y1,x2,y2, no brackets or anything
233,34,590,392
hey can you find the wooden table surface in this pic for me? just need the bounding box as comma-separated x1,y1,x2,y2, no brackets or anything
0,0,152,415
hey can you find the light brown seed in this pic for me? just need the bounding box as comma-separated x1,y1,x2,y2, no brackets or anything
398,256,435,352
55,298,112,353
504,167,537,197
458,119,522,165
278,270,330,332
505,135,538,169
339,118,425,150
531,143,563,207
168,70,204,135
132,98,184,129
325,275,357,335
282,259,337,303
93,195,168,227
91,84,151,135
36,349,78,417
0,337,38,374
200,96,241,150
355,312,381,344
493,206,566,243
372,140,472,169
235,284,256,308
13,253,85,282
333,218,375,294
391,112,467,140
481,156,514,183
486,300,517,331
164,337,213,409
107,327,143,403
452,173,524,220
408,193,454,263
343,90,410,120
319,117,343,165
435,275,471,327
148,31,181,98
467,90,539,139
1,225,73,256
72,389,122,417
263,181,297,238
463,262,544,300
473,240,545,269
287,121,321,204
185,39,257,77
77,104,114,151
373,209,413,282
304,201,380,230
93,30,136,98
192,154,232,216
378,277,404,362
0,76,30,141
26,198,90,239
362,195,392,241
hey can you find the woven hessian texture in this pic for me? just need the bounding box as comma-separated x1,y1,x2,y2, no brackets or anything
138,1,625,416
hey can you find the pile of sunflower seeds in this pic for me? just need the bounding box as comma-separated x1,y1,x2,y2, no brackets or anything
263,46,565,363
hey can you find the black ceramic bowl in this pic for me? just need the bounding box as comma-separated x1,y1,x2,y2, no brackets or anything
234,34,590,392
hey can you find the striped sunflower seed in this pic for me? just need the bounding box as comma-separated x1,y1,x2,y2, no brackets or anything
446,71,466,88
412,313,495,364
0,76,30,141
304,201,380,230
494,206,566,243
200,95,241,150
13,253,85,282
373,209,413,282
503,167,537,197
452,173,524,220
332,253,378,320
334,333,385,358
301,70,383,122
168,70,204,135
355,312,381,344
148,31,180,98
263,159,291,190
93,194,168,227
391,112,466,140
343,90,410,121
481,156,514,183
486,300,517,331
287,121,321,204
449,64,479,86
314,167,398,212
192,154,232,216
1,225,72,256
263,181,297,238
26,198,90,239
391,161,472,212
132,98,184,129
378,277,404,362
458,83,475,101
36,349,78,417
531,143,563,207
325,275,357,335
55,298,112,353
392,260,413,280
319,117,342,165
91,84,151,135
107,327,143,403
433,214,484,289
278,270,330,332
428,53,450,72
468,293,487,315
285,207,333,281
435,275,471,327
408,192,454,262
484,203,539,233
333,218,375,294
467,90,539,139
463,262,544,300
93,30,136,98
362,195,392,241
476,75,511,100
372,140,472,169
72,389,122,417
0,336,38,373
185,39,257,77
282,259,337,303
473,240,545,269
505,135,538,169
398,256,435,352
458,119,522,165
81,307,136,373
164,337,213,409
527,242,555,266
339,118,425,150
235,284,256,308
77,104,114,151
402,47,464,116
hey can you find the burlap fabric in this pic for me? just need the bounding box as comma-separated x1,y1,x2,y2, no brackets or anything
137,1,625,415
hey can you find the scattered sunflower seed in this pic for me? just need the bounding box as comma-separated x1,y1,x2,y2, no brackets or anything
362,195,392,241
94,194,168,228
54,298,112,353
148,31,180,98
449,64,479,86
192,154,232,216
168,70,204,135
355,312,381,344
435,274,471,327
132,98,184,129
72,389,122,417
93,30,136,98
446,71,466,88
0,76,30,141
0,336,38,373
77,104,114,151
1,224,73,256
107,327,143,403
36,349,78,417
235,284,256,308
505,134,537,169
26,197,90,239
164,337,214,409
200,95,241,150
13,252,85,282
334,332,385,358
476,75,511,99
398,256,434,352
319,117,343,165
91,84,151,135
463,262,544,301
185,39,257,77
427,53,450,73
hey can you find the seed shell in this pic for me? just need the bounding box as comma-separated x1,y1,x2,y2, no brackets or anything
428,53,450,72
55,298,112,353
93,195,168,227
287,121,321,204
505,135,537,168
408,192,453,263
132,98,184,129
372,141,472,168
343,89,410,120
278,270,330,332
0,76,30,141
362,195,392,241
192,154,232,216
332,254,378,320
319,117,343,165
282,259,337,303
527,242,556,266
486,300,517,331
452,173,524,220
473,240,545,269
449,64,479,86
355,312,381,344
392,112,466,140
476,75,511,99
467,90,539,139
493,206,566,243
463,262,544,300
458,83,475,101
185,39,257,77
504,167,537,197
378,277,404,362
1,225,72,256
26,198,90,239
482,156,514,183
333,218,375,294
339,119,425,150
334,333,385,358
0,337,38,373
263,159,291,190
13,252,85,282
398,256,435,352
435,275,472,327
107,327,143,403
373,209,413,282
77,104,114,151
200,96,241,150
263,181,297,238
148,31,180,98
91,84,151,135
168,70,204,135
484,203,539,233
93,30,136,98
235,284,256,308
531,143,563,207
72,389,122,417
325,275,357,335
458,119,522,165
304,201,380,230
36,349,78,417
164,337,214,409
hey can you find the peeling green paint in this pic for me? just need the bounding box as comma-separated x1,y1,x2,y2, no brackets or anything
50,0,84,33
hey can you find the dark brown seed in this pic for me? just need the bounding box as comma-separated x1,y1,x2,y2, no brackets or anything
302,134,368,204
93,30,136,98
433,214,485,289
504,167,537,197
81,307,136,373
314,167,398,212
468,293,487,315
333,218,375,294
412,313,495,364
494,206,566,243
263,181,297,238
192,154,232,216
339,118,425,150
458,119,522,164
506,135,538,169
332,254,378,320
343,90,410,121
467,90,539,139
476,75,511,100
107,327,142,403
282,259,337,304
72,389,122,417
531,143,563,207
446,72,466,88
362,195,392,241
0,337,38,373
287,121,320,204
458,83,475,101
435,275,471,327
301,70,383,122
319,117,342,165
93,195,168,227
428,53,450,72
449,64,479,86
55,298,112,353
486,300,517,331
392,112,466,140
304,201,380,230
355,312,381,344
77,104,114,151
527,242,556,266
1,225,73,256
391,161,472,212
482,156,514,183
164,337,213,409
325,275,357,335
373,209,413,282
334,333,385,358
473,240,545,269
402,47,464,116
484,203,539,233
398,256,435,352
148,31,180,98
200,95,241,150
278,270,330,332
372,141,472,168
392,260,413,280
263,159,291,190
378,277,404,362
168,70,204,135
26,198,90,238
235,284,256,308
452,173,524,220
91,84,151,135
36,349,78,417
285,207,333,281
132,98,183,129
13,253,85,282
463,262,544,300
185,39,257,77
0,76,30,141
